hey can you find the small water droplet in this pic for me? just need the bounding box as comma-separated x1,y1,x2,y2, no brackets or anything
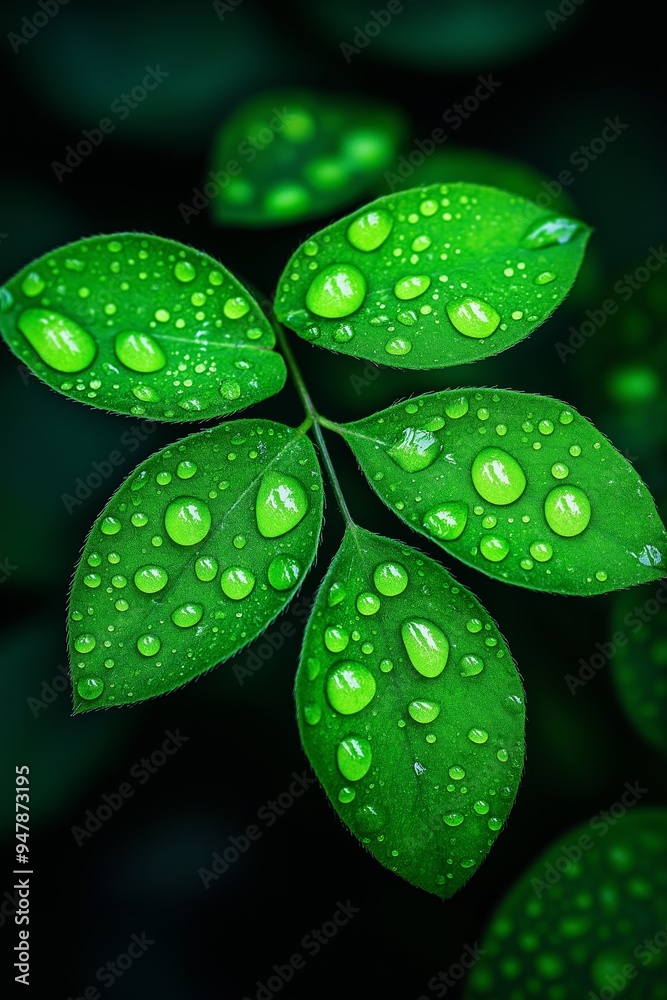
460,654,484,676
445,396,469,419
137,634,161,657
443,812,464,827
325,626,350,653
522,217,579,249
544,486,591,537
267,554,302,591
176,460,197,479
471,448,526,505
536,271,556,284
164,497,211,546
408,699,441,724
220,379,242,401
449,765,465,780
134,565,169,593
447,297,500,338
346,209,393,252
402,620,449,677
195,556,218,582
422,502,468,540
77,676,104,700
173,260,196,283
394,275,431,301
468,728,489,744
337,737,373,781
115,330,166,373
74,634,96,654
551,462,569,479
388,427,441,472
326,662,376,715
327,582,346,607
256,472,308,537
480,535,510,562
220,567,255,600
171,602,204,627
529,541,553,563
373,561,408,596
385,336,412,356
356,591,381,616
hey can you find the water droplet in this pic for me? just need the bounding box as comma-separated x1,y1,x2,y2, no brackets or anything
195,556,218,582
471,448,526,505
74,634,96,654
559,409,575,425
332,323,354,343
133,385,160,402
529,541,553,563
445,396,469,419
256,472,308,538
77,676,104,700
325,626,350,653
355,802,386,835
18,309,96,372
306,264,366,318
337,737,373,781
449,765,465,780
468,728,489,744
302,702,321,726
385,336,412,356
551,462,569,479
232,534,247,549
83,573,101,588
220,379,242,401
173,260,196,283
466,618,483,633
21,271,46,297
373,561,408,596
480,535,510,562
379,658,393,673
443,812,464,827
536,271,556,284
267,554,301,591
447,297,500,338
220,567,255,600
327,582,346,607
134,565,169,593
522,217,579,249
356,592,381,616
595,570,608,583
402,620,449,677
422,502,468,540
488,817,502,831
497,749,509,762
326,662,376,715
172,603,204,627
130,512,148,527
115,330,166,373
544,486,591,537
473,800,490,815
346,209,393,252
223,296,250,319
164,497,211,546
387,427,441,472
137,634,161,657
460,654,484,677
408,699,441,724
394,275,431,300
100,516,121,535
176,460,197,479
338,786,355,803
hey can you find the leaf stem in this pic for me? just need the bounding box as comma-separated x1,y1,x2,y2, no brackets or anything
275,322,354,528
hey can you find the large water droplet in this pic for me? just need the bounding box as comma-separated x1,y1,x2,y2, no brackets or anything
447,297,500,338
356,592,381,616
74,634,96,654
77,676,104,700
173,260,196,283
137,634,161,657
267,554,301,591
346,209,393,252
468,728,489,744
522,216,579,249
373,561,408,596
256,472,308,538
171,602,204,627
326,662,376,715
336,737,373,781
402,620,449,677
394,275,431,300
164,497,211,546
134,565,169,593
408,699,441,724
115,331,166,373
443,812,464,827
195,555,218,581
422,502,468,540
306,264,366,318
544,485,591,537
460,654,484,677
324,626,350,653
471,448,526,505
480,535,510,562
387,427,441,472
101,516,121,535
220,567,255,600
18,308,96,372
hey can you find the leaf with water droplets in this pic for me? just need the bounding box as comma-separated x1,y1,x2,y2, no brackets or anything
69,418,323,711
296,526,524,899
274,182,591,368
0,233,286,420
464,808,667,998
339,389,667,595
209,90,405,227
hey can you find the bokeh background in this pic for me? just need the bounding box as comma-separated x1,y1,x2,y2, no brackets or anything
1,0,666,996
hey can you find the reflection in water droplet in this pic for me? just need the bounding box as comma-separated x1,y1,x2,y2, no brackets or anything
256,472,308,537
471,448,526,505
101,516,121,535
460,654,484,677
356,591,381,616
443,812,464,827
303,702,322,726
402,620,449,677
408,699,441,724
480,535,510,562
77,676,104,700
337,737,373,781
306,264,366,318
137,634,161,657
134,565,169,593
544,486,591,537
445,396,469,419
324,626,350,653
171,603,204,627
373,561,408,596
18,308,97,372
267,554,301,591
173,260,196,283
394,275,431,300
346,209,393,252
422,502,468,540
220,567,255,600
115,331,166,373
468,728,489,744
522,217,579,249
195,556,218,581
529,541,553,563
388,427,441,472
447,297,500,338
164,497,211,546
326,662,376,715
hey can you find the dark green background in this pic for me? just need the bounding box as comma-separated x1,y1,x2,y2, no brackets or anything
1,0,665,997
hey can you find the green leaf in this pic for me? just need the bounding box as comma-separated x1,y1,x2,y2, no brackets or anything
464,808,667,998
339,388,667,595
610,586,667,755
0,233,286,421
209,90,405,227
274,182,591,368
69,418,323,711
295,526,525,899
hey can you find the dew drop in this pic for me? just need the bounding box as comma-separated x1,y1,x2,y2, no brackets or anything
387,427,441,472
385,336,412,356
256,471,308,537
449,765,465,780
223,296,250,319
544,486,591,537
394,275,431,300
337,737,373,781
220,567,255,600
536,271,556,284
356,592,381,616
326,662,376,715
21,272,46,297
74,634,96,654
176,460,197,479
303,703,322,726
100,516,121,535
134,565,169,593
460,654,484,676
522,217,579,249
447,297,500,338
77,676,104,700
115,331,166,373
445,396,469,419
529,541,553,562
173,260,196,283
480,535,510,562
18,309,96,372
137,634,161,657
172,603,204,627
471,448,526,505
267,554,301,591
402,620,449,677
551,462,569,479
373,561,408,596
408,699,441,724
468,728,489,744
306,264,366,318
443,812,464,827
346,209,393,252
164,497,211,546
422,502,468,540
220,379,242,401
195,556,218,581
324,626,350,653
327,582,346,607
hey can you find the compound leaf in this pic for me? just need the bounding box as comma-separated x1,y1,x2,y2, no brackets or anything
0,233,286,420
275,182,590,368
209,89,405,227
69,418,323,711
339,389,667,595
296,526,525,899
464,808,667,998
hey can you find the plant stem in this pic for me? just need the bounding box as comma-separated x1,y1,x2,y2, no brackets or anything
275,323,354,528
